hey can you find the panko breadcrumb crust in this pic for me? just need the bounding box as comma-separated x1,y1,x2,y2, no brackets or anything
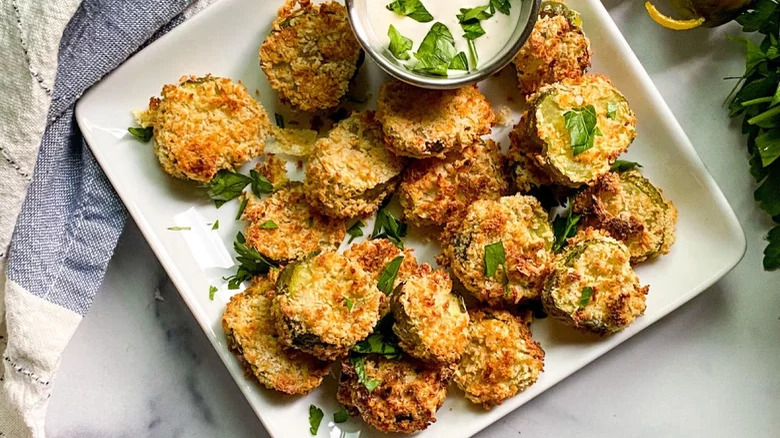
542,228,649,334
391,264,469,364
572,170,678,264
138,75,271,183
337,355,452,434
376,81,495,158
513,13,591,95
255,154,289,188
222,274,331,395
259,0,362,112
398,139,509,228
272,251,381,361
305,111,405,218
442,194,555,306
455,309,545,409
242,182,345,262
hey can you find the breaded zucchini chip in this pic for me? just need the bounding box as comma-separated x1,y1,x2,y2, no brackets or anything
573,170,678,263
337,355,452,433
343,239,418,287
455,309,545,409
305,112,405,218
272,251,381,361
391,264,469,364
542,228,649,334
442,195,555,306
398,139,509,228
259,0,362,111
222,274,330,395
137,75,271,183
511,74,637,187
242,182,345,262
376,81,495,158
514,1,591,95
506,142,554,193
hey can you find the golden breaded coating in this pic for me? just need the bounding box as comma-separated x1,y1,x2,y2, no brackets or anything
398,139,509,228
442,195,555,306
138,75,271,183
455,309,545,409
542,228,648,334
255,154,289,188
391,264,469,364
305,112,405,218
508,123,555,193
242,182,345,262
513,8,591,95
273,251,381,361
376,81,495,158
222,274,331,395
337,355,452,433
259,0,362,112
573,170,677,263
511,74,637,187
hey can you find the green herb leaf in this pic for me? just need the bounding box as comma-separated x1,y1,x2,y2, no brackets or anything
250,169,274,196
345,297,355,311
371,204,407,248
756,128,780,167
411,22,459,77
607,103,618,119
578,286,594,309
275,113,285,129
205,170,253,205
209,285,218,301
450,52,469,70
377,256,404,295
211,220,219,230
459,5,493,22
386,0,433,22
736,0,778,33
352,332,403,359
333,406,349,423
490,0,511,15
260,220,278,230
552,208,581,253
167,226,191,231
347,220,365,243
309,405,324,435
236,197,248,220
564,105,602,156
755,168,780,216
388,25,413,60
350,356,382,392
225,232,278,289
764,225,779,270
610,160,643,173
467,39,478,68
128,126,153,142
483,241,505,278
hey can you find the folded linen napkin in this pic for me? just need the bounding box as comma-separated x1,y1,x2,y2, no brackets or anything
0,1,215,436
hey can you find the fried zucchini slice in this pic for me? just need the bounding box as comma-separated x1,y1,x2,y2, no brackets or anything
442,194,555,305
542,228,649,334
272,251,381,361
455,309,545,409
337,355,452,433
512,74,637,187
391,264,469,364
573,170,678,263
222,274,331,395
304,111,405,218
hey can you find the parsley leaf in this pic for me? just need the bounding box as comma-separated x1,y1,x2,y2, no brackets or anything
607,102,618,119
377,256,404,295
236,197,248,220
411,22,459,76
564,105,602,155
350,356,382,392
449,52,469,71
386,0,433,22
352,332,403,359
755,128,780,167
371,204,407,248
309,405,324,435
205,170,253,207
610,160,643,173
347,220,365,243
388,25,413,60
764,226,779,269
128,126,153,142
490,0,511,15
225,232,278,289
260,220,278,229
344,297,356,311
483,241,506,278
167,226,191,231
578,286,594,309
333,406,349,423
274,113,285,129
211,220,219,230
250,169,274,196
552,207,581,253
209,285,218,301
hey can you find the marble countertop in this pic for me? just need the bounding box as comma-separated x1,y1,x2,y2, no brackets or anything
45,1,779,437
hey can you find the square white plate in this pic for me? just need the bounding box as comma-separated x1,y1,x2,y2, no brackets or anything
76,0,746,436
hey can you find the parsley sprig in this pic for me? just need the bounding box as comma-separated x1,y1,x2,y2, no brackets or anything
727,0,780,269
224,232,278,289
371,203,408,248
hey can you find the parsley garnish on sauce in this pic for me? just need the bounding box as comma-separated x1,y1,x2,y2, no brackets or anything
386,0,433,22
388,25,413,60
309,405,324,435
578,286,594,309
128,126,153,142
411,23,468,76
564,105,602,156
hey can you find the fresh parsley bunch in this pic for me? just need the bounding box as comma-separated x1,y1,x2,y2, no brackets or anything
727,0,780,270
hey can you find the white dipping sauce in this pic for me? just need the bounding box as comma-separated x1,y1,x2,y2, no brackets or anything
369,0,520,75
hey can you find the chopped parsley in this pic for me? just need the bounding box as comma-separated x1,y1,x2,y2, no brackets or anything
211,220,219,230
578,286,594,309
205,170,253,207
347,220,365,243
308,405,324,435
224,232,278,289
483,241,506,278
353,332,403,359
260,220,278,230
344,297,356,311
167,226,191,231
457,5,493,68
208,285,218,301
386,0,433,22
250,169,274,196
371,203,407,248
235,197,248,220
490,0,512,15
377,256,404,295
349,356,382,392
563,105,602,156
333,406,349,423
410,22,468,76
552,206,581,253
128,126,153,142
610,160,643,173
388,25,413,60
274,113,285,129
607,102,618,119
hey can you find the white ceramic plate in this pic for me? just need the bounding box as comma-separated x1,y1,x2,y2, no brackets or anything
76,0,746,436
